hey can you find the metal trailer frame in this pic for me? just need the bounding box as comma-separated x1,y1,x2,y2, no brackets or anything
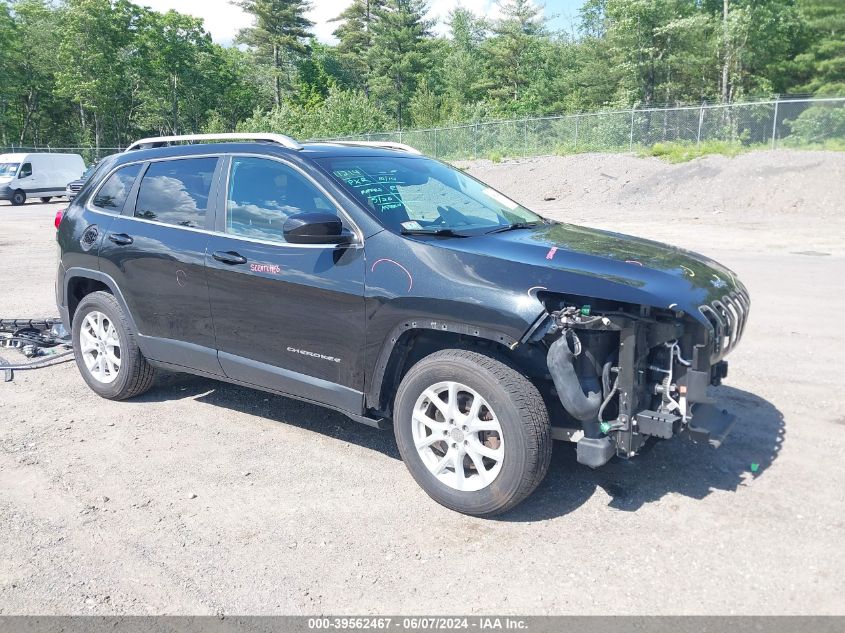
0,318,74,382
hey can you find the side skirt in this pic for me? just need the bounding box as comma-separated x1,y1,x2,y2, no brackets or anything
146,356,388,431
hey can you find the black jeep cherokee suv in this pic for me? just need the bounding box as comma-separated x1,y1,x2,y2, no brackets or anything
56,133,750,516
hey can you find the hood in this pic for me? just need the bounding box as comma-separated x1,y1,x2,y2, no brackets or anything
439,222,746,319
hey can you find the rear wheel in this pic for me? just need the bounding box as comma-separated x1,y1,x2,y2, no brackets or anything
11,190,26,206
72,291,155,400
40,196,51,203
394,349,551,516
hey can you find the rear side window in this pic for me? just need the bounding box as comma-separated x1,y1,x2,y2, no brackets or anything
135,158,217,228
226,156,335,243
92,164,142,211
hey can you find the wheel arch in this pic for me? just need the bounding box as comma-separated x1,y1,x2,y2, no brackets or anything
366,319,548,418
64,268,139,335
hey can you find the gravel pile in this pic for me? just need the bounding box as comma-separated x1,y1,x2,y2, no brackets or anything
459,150,845,219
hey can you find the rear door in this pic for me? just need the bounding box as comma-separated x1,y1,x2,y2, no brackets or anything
97,156,224,375
57,161,140,310
205,155,366,412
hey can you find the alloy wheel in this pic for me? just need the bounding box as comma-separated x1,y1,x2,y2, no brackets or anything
411,381,505,492
79,311,122,384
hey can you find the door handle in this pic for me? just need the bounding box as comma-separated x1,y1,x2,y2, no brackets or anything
108,233,134,246
212,250,247,265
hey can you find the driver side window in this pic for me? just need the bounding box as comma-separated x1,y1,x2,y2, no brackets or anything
19,163,32,178
226,157,336,244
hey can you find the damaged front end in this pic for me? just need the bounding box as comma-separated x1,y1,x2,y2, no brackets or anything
529,288,750,468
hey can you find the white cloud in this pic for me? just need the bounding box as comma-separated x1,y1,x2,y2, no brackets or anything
309,1,355,43
138,0,253,44
428,0,503,35
137,0,527,45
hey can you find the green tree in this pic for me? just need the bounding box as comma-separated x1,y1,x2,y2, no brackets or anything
790,0,845,94
579,0,717,106
56,0,135,152
440,7,488,109
330,0,385,94
367,0,431,127
569,8,627,109
238,87,389,138
518,36,581,114
409,84,440,127
134,9,214,135
483,0,548,105
310,86,391,135
0,0,841,153
204,47,264,132
291,43,346,107
235,0,314,107
3,0,75,147
705,0,803,101
0,1,16,145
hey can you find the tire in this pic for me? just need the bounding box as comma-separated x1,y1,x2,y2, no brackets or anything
72,291,155,400
40,196,51,203
394,349,552,517
11,190,26,206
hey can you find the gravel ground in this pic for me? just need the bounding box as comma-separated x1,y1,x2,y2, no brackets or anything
1,150,844,615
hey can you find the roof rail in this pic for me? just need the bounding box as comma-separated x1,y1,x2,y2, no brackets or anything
330,141,422,155
124,133,303,153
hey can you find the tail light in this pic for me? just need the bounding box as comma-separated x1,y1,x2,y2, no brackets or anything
54,209,65,230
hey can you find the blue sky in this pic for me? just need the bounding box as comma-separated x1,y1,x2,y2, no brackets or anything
544,0,588,34
138,0,587,45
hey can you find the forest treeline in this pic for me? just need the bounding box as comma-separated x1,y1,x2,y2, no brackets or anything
0,0,842,151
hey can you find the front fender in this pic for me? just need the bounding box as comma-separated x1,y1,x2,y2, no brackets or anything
363,316,532,411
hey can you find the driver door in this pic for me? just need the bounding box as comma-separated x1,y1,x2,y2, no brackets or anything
205,155,367,412
17,161,37,193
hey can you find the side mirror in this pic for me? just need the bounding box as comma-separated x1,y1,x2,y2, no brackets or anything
283,211,353,245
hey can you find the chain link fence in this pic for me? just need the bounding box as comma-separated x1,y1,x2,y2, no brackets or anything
3,97,843,163
323,96,845,161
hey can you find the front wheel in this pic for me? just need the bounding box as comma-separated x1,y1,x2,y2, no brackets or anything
11,190,26,206
394,349,552,517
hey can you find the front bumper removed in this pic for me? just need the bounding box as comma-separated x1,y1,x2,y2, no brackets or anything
541,300,744,469
575,403,736,467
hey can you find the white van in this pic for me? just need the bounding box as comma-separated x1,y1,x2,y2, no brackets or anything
0,153,85,206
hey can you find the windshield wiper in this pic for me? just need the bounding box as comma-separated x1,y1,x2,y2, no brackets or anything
400,228,468,238
486,221,545,235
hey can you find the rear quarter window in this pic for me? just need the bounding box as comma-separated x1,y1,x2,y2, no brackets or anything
92,164,143,211
134,158,217,228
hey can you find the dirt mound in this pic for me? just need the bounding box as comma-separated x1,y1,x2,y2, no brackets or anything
459,150,845,219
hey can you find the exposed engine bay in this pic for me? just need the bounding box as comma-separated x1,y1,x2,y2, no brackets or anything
527,290,750,468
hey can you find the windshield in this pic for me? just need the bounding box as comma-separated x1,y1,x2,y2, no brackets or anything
0,163,20,178
318,156,543,234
